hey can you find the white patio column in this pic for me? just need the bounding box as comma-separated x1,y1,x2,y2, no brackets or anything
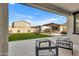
59,26,63,33
0,3,8,56
67,15,73,35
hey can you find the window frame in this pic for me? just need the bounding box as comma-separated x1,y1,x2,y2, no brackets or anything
73,11,79,34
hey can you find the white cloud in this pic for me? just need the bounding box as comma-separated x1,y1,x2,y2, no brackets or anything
31,17,59,26
14,14,34,19
11,13,65,26
22,19,33,23
39,17,61,24
43,18,58,24
43,16,65,24
31,16,65,26
10,13,34,26
34,12,40,15
9,3,15,5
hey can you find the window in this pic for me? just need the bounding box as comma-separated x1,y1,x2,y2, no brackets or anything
28,30,30,32
17,30,20,32
54,27,59,30
9,29,12,32
73,12,79,34
12,22,14,28
52,26,59,30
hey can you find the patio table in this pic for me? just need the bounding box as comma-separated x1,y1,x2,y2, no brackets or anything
35,39,58,56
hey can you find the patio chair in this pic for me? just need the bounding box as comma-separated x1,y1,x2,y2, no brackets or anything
56,37,73,55
35,39,58,56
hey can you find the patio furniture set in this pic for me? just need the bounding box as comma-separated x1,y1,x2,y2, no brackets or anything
35,37,73,56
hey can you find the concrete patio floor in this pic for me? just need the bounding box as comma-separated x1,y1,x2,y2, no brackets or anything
9,37,79,56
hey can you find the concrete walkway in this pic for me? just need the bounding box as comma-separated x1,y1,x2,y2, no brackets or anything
9,37,79,56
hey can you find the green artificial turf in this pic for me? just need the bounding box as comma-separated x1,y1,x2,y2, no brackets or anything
9,33,51,41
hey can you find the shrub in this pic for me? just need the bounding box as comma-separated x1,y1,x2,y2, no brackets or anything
61,31,67,34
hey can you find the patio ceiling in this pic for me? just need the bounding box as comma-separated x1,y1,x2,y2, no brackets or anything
21,3,79,16
51,3,79,13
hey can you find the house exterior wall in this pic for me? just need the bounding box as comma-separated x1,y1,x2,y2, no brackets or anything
41,25,63,33
59,26,63,32
62,25,67,32
67,15,79,44
13,21,30,28
41,26,51,32
67,15,79,55
9,27,33,33
9,21,64,34
9,21,34,33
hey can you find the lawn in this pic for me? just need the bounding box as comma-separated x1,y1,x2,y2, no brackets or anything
9,33,51,41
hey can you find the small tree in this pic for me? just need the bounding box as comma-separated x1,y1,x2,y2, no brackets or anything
35,26,41,35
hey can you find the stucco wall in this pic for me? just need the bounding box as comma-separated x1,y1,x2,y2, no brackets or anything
9,27,34,33
62,25,67,32
9,21,33,33
67,15,79,44
13,21,30,28
67,15,79,55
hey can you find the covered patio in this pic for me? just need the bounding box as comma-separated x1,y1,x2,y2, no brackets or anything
8,37,78,56
0,3,79,56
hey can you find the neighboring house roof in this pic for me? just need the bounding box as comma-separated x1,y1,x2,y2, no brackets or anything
43,23,62,26
31,23,63,28
13,20,31,24
31,25,41,28
63,23,67,26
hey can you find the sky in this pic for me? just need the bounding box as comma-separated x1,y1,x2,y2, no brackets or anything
9,3,67,26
